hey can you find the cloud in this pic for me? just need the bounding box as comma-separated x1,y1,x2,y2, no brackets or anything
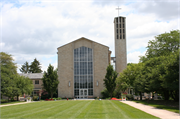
127,51,146,63
130,0,179,21
1,0,178,73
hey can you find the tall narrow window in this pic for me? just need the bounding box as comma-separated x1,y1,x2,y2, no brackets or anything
120,35,122,39
116,24,118,28
117,29,118,33
74,47,93,97
120,24,121,28
123,34,125,39
123,24,124,28
117,35,119,39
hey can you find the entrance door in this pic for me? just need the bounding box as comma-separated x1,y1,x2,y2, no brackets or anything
79,89,88,99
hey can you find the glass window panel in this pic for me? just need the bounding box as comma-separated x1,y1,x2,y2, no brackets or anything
74,46,93,96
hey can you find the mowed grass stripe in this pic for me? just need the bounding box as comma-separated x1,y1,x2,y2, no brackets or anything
77,100,105,118
69,100,93,118
109,100,129,118
48,101,88,118
1,101,60,117
102,100,110,119
1,100,159,118
16,101,69,118
1,101,67,118
114,101,159,118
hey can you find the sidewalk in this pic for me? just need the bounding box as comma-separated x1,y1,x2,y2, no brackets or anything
121,101,180,119
0,102,32,107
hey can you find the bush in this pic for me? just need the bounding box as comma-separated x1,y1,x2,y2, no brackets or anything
33,96,38,101
126,94,134,100
101,88,110,99
106,97,111,100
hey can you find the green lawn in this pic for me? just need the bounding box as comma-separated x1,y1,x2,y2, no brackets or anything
1,101,26,105
1,100,159,118
133,100,179,113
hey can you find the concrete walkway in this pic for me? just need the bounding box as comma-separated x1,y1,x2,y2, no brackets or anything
0,102,33,107
121,101,180,119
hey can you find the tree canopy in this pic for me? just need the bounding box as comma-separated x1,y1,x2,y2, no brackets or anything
41,64,59,98
116,30,179,101
103,64,118,98
20,61,30,73
1,52,33,100
20,58,42,73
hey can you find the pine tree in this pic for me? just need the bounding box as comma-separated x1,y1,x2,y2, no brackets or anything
29,58,42,73
19,61,30,73
42,64,59,98
103,64,118,98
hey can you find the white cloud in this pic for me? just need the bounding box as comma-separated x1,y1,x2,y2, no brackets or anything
127,51,146,63
0,0,178,72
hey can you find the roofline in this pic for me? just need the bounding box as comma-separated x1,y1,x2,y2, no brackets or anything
57,37,109,50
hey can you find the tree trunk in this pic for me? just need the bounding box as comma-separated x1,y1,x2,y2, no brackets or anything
17,95,19,101
51,92,53,99
140,92,142,100
164,90,169,100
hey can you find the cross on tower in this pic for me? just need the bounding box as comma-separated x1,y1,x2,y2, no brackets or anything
116,6,121,24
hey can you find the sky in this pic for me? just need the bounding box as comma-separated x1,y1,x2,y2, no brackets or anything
0,0,179,73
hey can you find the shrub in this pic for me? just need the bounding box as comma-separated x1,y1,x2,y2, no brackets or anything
101,88,110,99
33,96,38,101
126,94,134,100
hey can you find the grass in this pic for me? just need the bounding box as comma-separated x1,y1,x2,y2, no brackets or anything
1,101,26,105
1,100,159,118
133,100,179,113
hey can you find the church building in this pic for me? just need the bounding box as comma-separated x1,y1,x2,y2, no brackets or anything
57,16,127,98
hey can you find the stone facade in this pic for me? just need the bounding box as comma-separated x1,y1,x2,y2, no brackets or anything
114,16,127,74
57,37,111,98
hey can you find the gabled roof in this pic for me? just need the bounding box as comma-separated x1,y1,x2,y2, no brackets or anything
57,37,109,49
19,73,43,79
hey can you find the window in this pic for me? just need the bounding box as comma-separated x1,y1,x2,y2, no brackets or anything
117,29,118,33
116,18,118,22
120,29,121,33
123,34,125,39
120,35,122,39
117,35,119,39
120,24,121,28
123,29,125,33
35,80,39,84
123,24,124,28
74,46,93,96
120,18,121,22
116,24,118,28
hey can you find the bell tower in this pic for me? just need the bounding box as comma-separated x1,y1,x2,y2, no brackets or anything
114,16,127,74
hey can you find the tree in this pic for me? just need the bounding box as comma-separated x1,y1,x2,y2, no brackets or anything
41,64,59,98
145,30,179,59
19,61,30,73
116,63,146,100
0,52,17,100
103,64,118,98
14,75,34,101
29,58,42,73
139,30,179,101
